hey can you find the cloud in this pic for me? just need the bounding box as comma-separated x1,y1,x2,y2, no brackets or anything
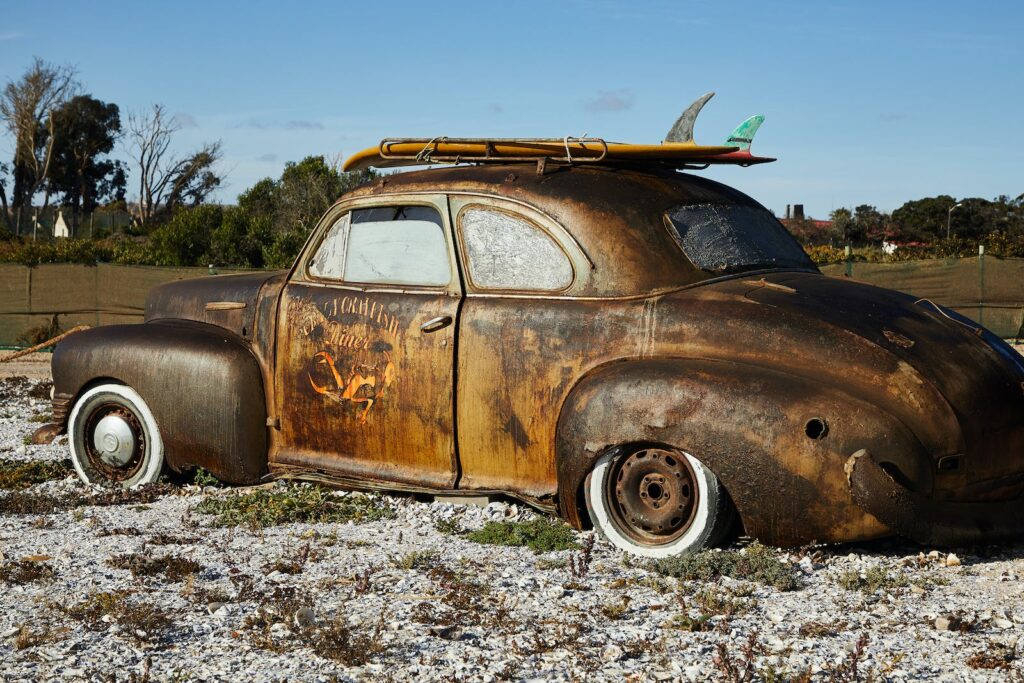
583,89,635,113
0,31,22,42
234,118,324,131
256,153,278,162
173,112,199,128
285,120,324,131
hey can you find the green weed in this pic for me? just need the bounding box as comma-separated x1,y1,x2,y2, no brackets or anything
465,517,579,554
650,542,800,591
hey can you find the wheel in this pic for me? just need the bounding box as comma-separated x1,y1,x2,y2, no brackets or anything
585,446,735,558
67,383,164,487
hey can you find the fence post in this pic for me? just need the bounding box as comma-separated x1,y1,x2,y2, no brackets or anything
978,244,985,328
844,245,853,278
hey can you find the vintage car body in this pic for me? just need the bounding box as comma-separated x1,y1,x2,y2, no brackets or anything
47,162,1024,554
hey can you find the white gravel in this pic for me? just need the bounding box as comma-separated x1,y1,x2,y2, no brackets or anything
1,374,1024,681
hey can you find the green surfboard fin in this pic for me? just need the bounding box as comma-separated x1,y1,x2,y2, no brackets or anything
723,115,765,151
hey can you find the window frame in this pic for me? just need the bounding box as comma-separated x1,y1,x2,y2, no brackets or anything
298,194,460,295
454,202,577,294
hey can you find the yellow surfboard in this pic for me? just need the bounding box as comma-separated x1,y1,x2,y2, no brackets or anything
342,138,746,172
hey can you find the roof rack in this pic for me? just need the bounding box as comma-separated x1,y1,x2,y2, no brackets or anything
378,137,611,165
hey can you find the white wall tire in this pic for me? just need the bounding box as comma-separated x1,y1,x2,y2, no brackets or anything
67,383,164,488
585,447,734,558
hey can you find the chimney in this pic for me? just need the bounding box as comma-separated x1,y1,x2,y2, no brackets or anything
785,204,791,219
793,204,805,220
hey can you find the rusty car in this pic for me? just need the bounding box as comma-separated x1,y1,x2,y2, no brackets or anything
42,98,1024,557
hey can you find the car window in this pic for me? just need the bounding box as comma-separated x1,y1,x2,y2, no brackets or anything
460,207,573,291
665,204,815,275
308,205,451,286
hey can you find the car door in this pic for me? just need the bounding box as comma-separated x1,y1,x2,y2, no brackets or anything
272,194,462,489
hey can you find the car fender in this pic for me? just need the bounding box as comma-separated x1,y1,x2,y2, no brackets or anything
51,320,268,485
555,357,931,547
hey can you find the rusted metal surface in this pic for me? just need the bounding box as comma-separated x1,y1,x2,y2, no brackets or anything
47,163,1024,548
51,322,268,484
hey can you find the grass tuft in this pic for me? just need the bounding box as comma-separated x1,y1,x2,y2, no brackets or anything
465,517,579,554
650,542,800,591
0,458,72,490
193,483,395,529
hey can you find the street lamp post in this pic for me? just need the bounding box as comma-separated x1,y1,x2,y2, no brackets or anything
946,202,963,240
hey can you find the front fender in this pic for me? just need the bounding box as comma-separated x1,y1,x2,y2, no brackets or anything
52,320,268,484
555,357,931,547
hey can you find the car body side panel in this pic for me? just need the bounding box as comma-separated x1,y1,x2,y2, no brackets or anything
554,358,929,546
51,321,268,484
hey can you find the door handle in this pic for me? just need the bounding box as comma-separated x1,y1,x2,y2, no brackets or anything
419,315,453,334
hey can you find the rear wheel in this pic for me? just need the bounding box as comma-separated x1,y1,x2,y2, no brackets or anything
585,446,734,558
67,383,164,487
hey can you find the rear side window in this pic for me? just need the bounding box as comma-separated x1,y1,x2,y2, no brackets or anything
460,207,573,291
666,204,814,274
308,205,451,286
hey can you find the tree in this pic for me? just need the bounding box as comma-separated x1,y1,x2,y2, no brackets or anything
0,162,10,232
852,204,890,243
0,58,78,230
828,207,855,244
47,95,126,231
124,104,222,224
891,195,957,242
236,155,377,267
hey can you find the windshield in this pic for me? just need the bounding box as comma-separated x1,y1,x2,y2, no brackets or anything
666,204,815,275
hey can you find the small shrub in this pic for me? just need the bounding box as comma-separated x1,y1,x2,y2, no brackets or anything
107,553,203,583
13,624,66,650
190,467,221,487
600,597,630,620
0,458,72,490
193,483,395,529
57,590,173,645
651,542,801,591
466,517,579,553
392,550,440,571
263,542,316,575
967,643,1015,670
836,565,908,594
0,559,55,584
799,620,847,638
434,517,464,535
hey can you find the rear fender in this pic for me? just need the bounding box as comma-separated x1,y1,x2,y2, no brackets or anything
51,321,268,484
555,358,929,546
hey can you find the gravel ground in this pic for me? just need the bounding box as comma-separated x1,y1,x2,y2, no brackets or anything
2,369,1024,681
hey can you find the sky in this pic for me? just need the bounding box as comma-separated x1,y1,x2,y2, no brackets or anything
1,0,1022,219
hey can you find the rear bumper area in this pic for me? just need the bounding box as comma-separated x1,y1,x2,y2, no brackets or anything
847,450,1024,546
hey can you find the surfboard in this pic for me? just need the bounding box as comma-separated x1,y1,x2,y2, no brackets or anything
342,93,774,171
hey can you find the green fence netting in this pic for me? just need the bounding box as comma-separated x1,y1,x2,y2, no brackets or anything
0,258,1021,347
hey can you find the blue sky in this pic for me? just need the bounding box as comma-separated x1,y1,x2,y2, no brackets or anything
2,0,1021,219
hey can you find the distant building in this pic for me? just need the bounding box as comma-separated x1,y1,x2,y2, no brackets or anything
54,210,70,238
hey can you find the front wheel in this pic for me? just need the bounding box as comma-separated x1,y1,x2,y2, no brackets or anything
585,446,735,558
67,383,165,487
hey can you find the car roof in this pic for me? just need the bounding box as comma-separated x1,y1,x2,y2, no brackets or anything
340,163,769,297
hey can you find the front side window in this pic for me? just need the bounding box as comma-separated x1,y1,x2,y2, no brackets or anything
666,204,815,275
308,205,451,286
460,207,573,291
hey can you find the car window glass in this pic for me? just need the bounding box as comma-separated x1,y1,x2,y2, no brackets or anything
343,205,450,286
461,208,572,290
308,213,350,279
666,204,815,274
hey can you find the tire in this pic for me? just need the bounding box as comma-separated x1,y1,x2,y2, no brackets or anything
67,383,165,487
585,446,735,558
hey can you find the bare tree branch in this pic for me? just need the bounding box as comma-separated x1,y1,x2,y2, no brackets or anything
124,104,222,224
0,57,79,217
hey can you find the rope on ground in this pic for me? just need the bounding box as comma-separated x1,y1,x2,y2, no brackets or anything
0,325,91,363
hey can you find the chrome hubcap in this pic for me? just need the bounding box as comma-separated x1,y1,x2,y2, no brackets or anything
92,414,136,467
